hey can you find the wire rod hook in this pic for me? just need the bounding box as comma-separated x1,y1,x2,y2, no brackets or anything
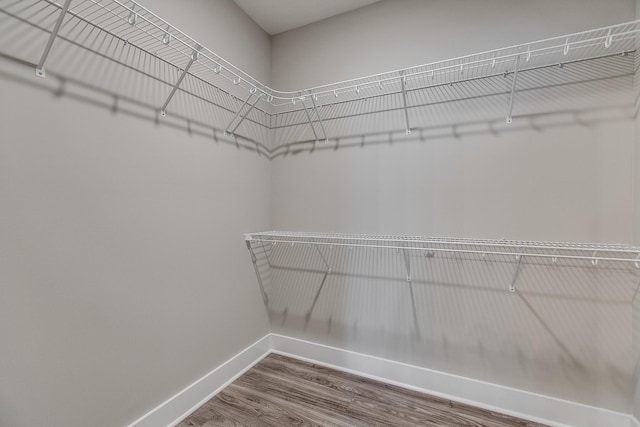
127,2,137,25
605,29,612,48
162,25,171,45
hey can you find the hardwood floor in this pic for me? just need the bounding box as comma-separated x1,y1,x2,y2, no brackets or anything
177,353,548,426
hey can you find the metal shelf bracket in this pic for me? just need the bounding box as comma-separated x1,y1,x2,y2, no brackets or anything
310,94,329,144
400,72,411,134
314,244,331,274
246,240,268,305
403,248,411,282
506,54,521,124
510,254,523,292
224,92,263,136
160,45,201,117
35,0,72,78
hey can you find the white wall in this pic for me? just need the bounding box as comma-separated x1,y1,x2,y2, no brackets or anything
0,1,271,427
2,0,639,424
633,1,640,420
269,0,637,414
271,0,634,89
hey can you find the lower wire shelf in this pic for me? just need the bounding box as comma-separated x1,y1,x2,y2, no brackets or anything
245,231,640,303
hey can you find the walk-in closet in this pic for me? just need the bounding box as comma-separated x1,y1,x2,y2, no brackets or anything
1,1,639,426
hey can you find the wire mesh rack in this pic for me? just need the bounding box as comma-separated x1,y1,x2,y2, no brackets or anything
246,231,640,266
1,0,639,152
245,231,640,303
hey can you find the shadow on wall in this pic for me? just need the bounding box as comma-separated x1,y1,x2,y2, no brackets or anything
0,53,271,156
250,240,640,412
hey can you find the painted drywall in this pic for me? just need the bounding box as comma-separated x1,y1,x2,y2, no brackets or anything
0,1,271,427
271,0,635,89
269,0,637,413
633,1,640,420
150,0,271,84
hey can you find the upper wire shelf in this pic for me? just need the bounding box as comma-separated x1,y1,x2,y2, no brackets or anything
245,231,640,267
9,0,640,106
2,0,639,149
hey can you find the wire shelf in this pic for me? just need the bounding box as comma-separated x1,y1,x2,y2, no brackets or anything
245,231,640,267
1,0,638,152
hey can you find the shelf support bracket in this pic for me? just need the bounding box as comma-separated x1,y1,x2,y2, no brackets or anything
225,93,262,136
224,93,254,134
506,54,521,124
510,254,523,292
160,45,201,117
300,97,324,144
246,240,268,305
400,72,411,134
310,95,329,144
259,240,271,268
35,0,72,78
314,244,331,274
401,243,420,335
402,248,411,282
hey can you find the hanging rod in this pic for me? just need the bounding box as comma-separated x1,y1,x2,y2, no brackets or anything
18,0,640,109
245,231,640,266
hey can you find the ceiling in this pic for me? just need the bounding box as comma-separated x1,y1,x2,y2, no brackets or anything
233,0,382,35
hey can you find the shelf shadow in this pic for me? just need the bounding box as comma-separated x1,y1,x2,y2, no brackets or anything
249,241,638,410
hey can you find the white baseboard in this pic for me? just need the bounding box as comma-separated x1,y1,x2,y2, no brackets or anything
127,332,634,427
127,334,271,427
269,333,631,427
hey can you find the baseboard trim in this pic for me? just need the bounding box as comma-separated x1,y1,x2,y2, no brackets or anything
269,333,631,427
127,332,634,427
127,334,271,427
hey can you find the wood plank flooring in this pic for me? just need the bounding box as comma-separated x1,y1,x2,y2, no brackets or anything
177,353,548,426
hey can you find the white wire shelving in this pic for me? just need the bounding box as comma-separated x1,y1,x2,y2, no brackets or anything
245,231,640,303
0,0,638,153
245,231,640,266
